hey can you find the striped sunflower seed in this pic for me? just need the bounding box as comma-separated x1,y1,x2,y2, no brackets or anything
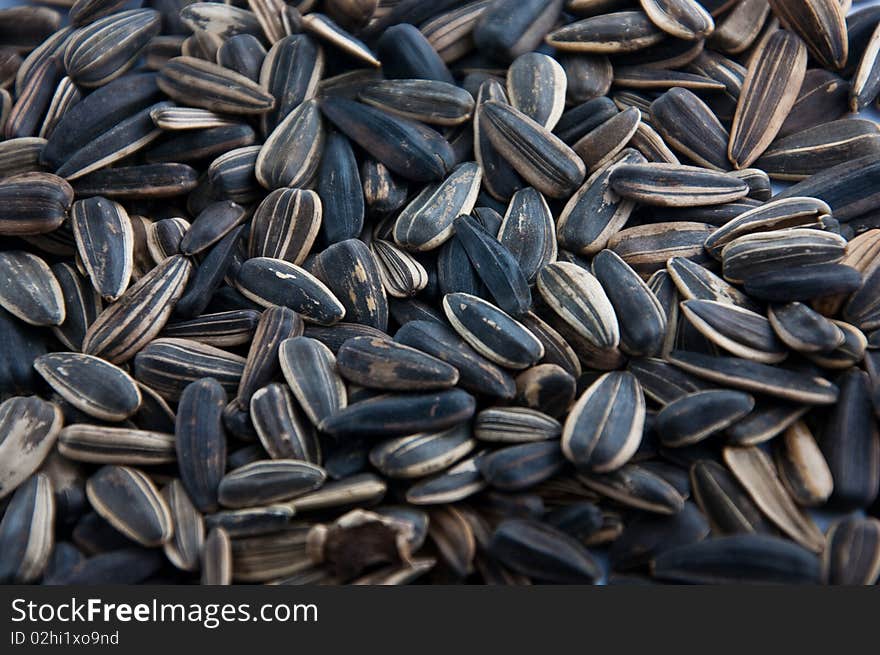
317,131,364,244
359,78,474,126
651,534,821,584
442,292,544,369
689,459,774,535
255,98,323,190
506,52,565,129
768,302,846,353
71,196,133,301
63,9,161,88
176,378,227,514
546,11,664,53
562,371,645,472
639,0,714,41
236,305,304,407
236,257,344,325
82,255,192,364
219,460,326,508
86,465,172,547
279,336,347,427
134,338,245,402
656,390,755,447
572,106,641,173
158,56,275,115
394,319,517,399
405,453,487,505
178,3,263,39
728,30,808,169
370,424,474,479
472,0,564,61
497,187,557,284
0,250,64,326
202,527,232,585
680,299,787,363
767,0,847,70
321,96,454,182
823,516,880,585
475,407,561,443
609,162,749,206
392,161,482,251
667,350,839,404
337,336,459,391
205,505,294,538
478,441,566,491
650,87,729,171
0,397,61,499
578,464,685,514
250,383,320,463
479,99,586,199
57,424,175,465
319,389,476,438
723,445,825,552
161,479,204,573
774,420,834,507
0,474,54,584
35,352,141,422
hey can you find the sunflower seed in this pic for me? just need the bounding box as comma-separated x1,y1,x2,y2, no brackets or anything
578,464,686,514
161,479,204,572
667,350,839,404
86,465,172,547
205,505,294,538
547,11,664,53
723,445,825,551
709,0,770,55
823,516,880,585
639,0,714,40
478,441,566,491
650,87,729,170
773,420,834,507
729,30,808,169
370,424,474,479
768,302,845,353
82,255,192,363
443,292,544,368
479,100,586,198
250,383,320,463
279,336,347,427
219,460,326,508
376,23,454,83
657,390,755,448
337,336,459,391
490,518,601,583
681,299,786,363
821,368,880,509
175,378,227,514
562,371,644,472
321,96,454,182
720,229,848,284
158,56,275,115
472,0,564,61
202,527,232,585
0,473,54,583
609,163,748,206
57,424,175,465
0,397,61,499
475,407,561,443
394,319,517,399
651,534,821,583
70,196,133,302
64,9,161,88
393,162,482,251
768,0,847,71
0,250,64,326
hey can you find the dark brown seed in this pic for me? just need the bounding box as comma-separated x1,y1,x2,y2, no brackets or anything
370,424,474,479
609,163,749,207
768,301,845,353
572,106,641,172
250,383,320,463
774,420,834,507
578,464,686,514
780,69,849,138
479,100,586,198
680,299,786,363
321,96,454,182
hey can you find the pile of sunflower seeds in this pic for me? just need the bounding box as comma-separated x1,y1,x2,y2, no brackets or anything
1,0,880,586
